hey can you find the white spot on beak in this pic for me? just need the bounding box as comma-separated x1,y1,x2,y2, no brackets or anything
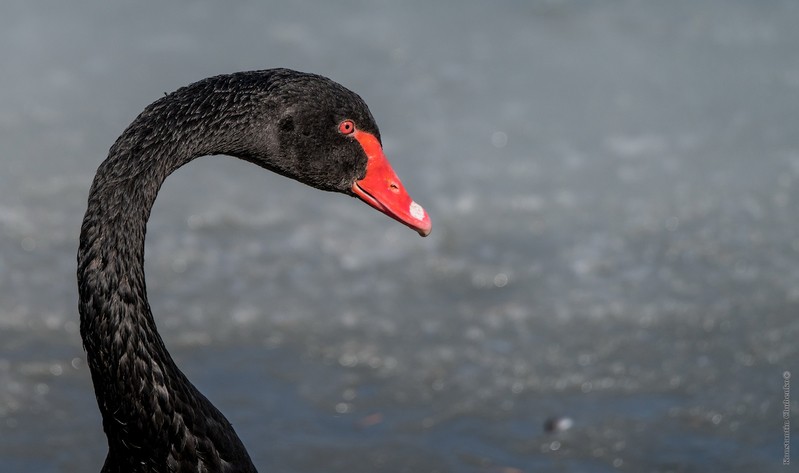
409,201,425,221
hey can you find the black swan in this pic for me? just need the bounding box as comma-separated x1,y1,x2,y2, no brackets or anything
77,69,431,472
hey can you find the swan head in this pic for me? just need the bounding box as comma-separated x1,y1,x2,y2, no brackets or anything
251,70,432,237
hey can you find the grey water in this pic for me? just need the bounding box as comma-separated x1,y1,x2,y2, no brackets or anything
1,0,797,471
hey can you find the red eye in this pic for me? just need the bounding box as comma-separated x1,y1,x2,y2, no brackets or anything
338,120,355,135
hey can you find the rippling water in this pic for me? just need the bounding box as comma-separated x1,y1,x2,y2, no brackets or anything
1,1,797,471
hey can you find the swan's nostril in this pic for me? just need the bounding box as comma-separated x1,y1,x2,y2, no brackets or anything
389,182,400,193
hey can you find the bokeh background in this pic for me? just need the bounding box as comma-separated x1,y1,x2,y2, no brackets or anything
1,1,797,471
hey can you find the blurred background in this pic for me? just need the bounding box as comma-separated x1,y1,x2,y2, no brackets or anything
1,0,797,471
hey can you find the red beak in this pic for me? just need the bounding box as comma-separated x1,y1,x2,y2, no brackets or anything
350,130,432,237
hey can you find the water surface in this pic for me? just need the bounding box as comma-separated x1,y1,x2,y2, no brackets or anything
1,1,797,471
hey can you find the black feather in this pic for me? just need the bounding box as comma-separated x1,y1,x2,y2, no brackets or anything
78,69,382,472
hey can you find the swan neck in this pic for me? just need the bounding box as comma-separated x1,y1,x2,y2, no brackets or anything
76,82,258,470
